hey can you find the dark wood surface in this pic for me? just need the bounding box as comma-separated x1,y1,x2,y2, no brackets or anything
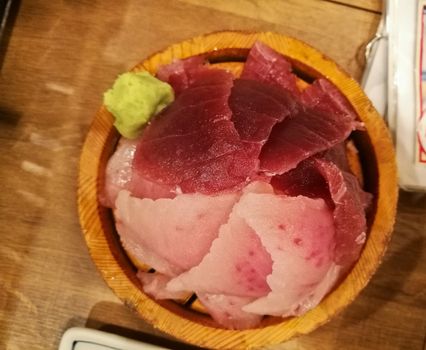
0,1,425,349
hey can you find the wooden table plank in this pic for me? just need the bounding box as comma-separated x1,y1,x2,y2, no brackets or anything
179,0,381,80
325,0,382,13
0,1,424,349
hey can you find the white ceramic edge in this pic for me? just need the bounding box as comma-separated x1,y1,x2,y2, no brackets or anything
58,327,170,350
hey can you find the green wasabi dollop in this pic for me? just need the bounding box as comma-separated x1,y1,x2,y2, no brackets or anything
103,71,174,139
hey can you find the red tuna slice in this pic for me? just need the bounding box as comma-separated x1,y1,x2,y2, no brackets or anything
167,208,273,298
197,293,262,330
229,79,298,145
134,68,258,194
312,159,369,265
322,142,351,172
301,78,360,128
259,104,356,174
156,55,206,96
114,189,239,276
259,76,358,175
242,41,300,96
234,193,336,317
100,138,176,208
273,158,369,266
271,160,334,209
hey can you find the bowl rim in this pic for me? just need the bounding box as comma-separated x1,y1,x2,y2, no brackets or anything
78,31,398,349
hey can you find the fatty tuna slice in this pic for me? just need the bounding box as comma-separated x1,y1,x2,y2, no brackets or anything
134,68,258,194
197,293,262,330
100,138,175,208
167,207,273,298
114,189,239,275
137,271,189,300
234,193,336,317
242,41,300,96
143,181,274,299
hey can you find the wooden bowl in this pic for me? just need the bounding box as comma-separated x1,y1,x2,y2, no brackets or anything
78,31,398,349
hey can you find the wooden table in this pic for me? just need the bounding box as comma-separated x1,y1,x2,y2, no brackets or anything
0,1,425,349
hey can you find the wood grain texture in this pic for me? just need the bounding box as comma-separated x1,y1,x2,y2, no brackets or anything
78,31,397,349
179,0,381,80
325,0,382,12
0,1,424,350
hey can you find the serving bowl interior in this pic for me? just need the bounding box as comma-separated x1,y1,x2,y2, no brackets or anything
78,31,397,349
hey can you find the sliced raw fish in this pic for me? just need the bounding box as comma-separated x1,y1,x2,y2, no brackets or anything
229,78,298,146
271,160,334,209
322,142,350,172
254,62,358,175
156,55,206,96
242,41,300,96
273,158,369,266
259,105,355,174
100,138,175,208
144,181,273,298
301,78,358,121
100,138,137,208
134,68,258,194
167,207,272,298
137,271,189,300
312,159,369,264
114,189,239,275
234,193,336,317
197,293,262,330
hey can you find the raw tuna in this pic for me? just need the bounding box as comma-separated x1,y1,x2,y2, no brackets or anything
259,103,356,174
312,159,369,265
103,41,372,329
272,158,369,266
167,198,273,297
114,189,239,276
229,78,298,147
234,193,336,316
100,138,176,207
197,293,262,330
141,182,274,299
137,271,189,300
156,55,206,96
134,67,258,194
100,138,137,208
271,160,334,209
242,41,300,96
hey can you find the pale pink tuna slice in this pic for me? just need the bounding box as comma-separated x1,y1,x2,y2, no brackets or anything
100,138,176,208
100,138,138,208
234,193,336,317
114,190,239,276
141,181,273,299
166,212,273,298
136,271,189,300
115,217,178,276
197,293,262,330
